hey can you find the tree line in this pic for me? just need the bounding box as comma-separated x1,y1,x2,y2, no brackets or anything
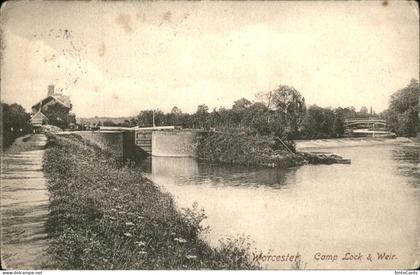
382,79,419,137
2,78,419,147
114,80,419,139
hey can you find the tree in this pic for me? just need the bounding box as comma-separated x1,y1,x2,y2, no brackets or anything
333,107,345,137
301,105,334,139
243,102,271,135
136,110,154,127
230,98,252,127
258,85,306,139
171,106,182,114
232,98,252,111
196,104,209,114
360,106,368,115
1,103,32,148
192,104,210,129
168,106,183,126
384,79,419,137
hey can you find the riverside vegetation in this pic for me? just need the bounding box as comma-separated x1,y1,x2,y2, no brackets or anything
104,79,419,139
196,130,350,168
42,133,259,269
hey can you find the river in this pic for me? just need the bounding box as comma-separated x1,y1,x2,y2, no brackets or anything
142,138,419,269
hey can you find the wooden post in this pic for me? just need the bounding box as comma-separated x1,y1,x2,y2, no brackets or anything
274,136,295,154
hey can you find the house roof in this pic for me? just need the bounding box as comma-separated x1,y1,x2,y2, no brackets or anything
31,111,48,124
31,111,47,119
32,94,71,110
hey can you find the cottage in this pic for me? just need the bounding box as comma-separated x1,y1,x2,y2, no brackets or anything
31,85,75,130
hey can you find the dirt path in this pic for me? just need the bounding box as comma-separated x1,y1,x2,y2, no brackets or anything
1,134,49,269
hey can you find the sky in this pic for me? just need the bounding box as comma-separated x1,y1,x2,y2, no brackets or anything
1,1,419,117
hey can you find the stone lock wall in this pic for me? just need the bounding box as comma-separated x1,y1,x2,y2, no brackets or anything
152,130,199,157
75,130,201,159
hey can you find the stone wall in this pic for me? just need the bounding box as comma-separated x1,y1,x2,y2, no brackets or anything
152,130,199,157
72,131,149,161
74,130,200,159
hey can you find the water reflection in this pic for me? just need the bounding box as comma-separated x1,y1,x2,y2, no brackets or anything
392,144,420,186
142,143,419,269
143,157,297,189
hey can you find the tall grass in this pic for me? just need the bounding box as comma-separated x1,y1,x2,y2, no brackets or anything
42,133,259,270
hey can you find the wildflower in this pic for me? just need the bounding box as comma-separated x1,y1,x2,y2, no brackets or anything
174,237,187,244
124,232,133,237
138,251,147,255
186,255,197,260
113,188,119,191
125,222,135,226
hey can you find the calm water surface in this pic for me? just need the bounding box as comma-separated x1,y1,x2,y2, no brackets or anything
144,140,419,269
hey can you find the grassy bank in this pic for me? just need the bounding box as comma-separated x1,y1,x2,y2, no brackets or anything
1,131,27,149
196,131,350,167
42,134,259,269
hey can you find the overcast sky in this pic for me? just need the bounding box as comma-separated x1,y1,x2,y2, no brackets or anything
1,1,419,117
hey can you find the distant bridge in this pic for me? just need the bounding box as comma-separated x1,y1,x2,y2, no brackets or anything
343,118,395,137
344,118,388,129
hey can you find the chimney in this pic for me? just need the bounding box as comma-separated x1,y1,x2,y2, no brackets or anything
48,85,55,96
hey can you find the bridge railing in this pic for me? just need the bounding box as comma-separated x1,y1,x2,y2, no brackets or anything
344,119,387,124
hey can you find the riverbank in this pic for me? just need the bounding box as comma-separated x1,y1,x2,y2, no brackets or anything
196,132,350,168
42,133,259,269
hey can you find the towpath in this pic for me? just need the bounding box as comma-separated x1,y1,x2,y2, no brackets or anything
1,134,50,269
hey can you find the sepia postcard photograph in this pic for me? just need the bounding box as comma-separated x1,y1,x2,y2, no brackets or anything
0,0,419,272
